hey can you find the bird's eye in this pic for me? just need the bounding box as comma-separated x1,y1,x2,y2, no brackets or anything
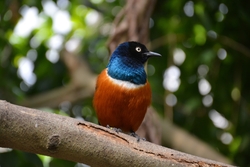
135,47,141,52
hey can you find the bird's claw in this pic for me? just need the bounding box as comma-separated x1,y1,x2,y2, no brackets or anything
130,132,145,142
106,125,122,133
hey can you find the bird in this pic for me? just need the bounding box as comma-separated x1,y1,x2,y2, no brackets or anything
93,41,161,139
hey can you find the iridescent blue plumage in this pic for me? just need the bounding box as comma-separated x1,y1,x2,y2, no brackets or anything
107,42,148,85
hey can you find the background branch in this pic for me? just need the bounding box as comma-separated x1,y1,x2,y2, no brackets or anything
20,49,97,108
107,0,157,53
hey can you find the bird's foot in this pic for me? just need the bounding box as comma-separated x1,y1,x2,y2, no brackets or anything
130,132,146,142
106,125,122,133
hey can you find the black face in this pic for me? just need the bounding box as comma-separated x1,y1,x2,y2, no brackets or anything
112,41,161,65
128,41,150,63
128,42,149,55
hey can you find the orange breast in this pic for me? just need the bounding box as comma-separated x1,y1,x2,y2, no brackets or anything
93,69,151,132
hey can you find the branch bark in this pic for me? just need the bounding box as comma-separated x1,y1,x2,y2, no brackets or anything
157,113,232,164
0,100,235,167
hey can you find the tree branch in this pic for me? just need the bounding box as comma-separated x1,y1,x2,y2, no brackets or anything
217,35,250,58
158,113,232,164
0,100,235,167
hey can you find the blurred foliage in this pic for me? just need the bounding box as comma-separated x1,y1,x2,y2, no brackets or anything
1,0,250,166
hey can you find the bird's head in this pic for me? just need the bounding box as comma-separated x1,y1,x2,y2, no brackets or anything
111,41,161,65
107,41,161,85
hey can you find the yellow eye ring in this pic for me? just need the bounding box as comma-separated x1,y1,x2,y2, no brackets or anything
135,47,141,52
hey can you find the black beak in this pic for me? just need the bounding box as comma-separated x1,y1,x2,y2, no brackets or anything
143,51,162,58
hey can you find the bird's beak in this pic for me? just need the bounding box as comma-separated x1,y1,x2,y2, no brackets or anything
143,51,162,57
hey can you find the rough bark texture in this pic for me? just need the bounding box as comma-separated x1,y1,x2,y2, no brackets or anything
144,108,233,164
0,100,235,167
